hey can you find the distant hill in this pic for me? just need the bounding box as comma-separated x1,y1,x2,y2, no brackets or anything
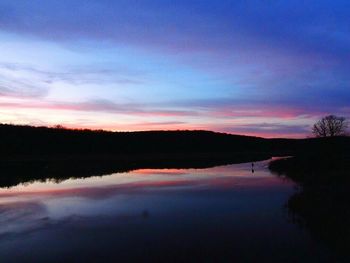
0,123,349,156
0,123,266,156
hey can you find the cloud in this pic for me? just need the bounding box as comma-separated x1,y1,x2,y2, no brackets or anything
169,97,331,119
0,98,198,117
0,62,147,99
0,63,49,98
225,123,310,136
189,122,311,138
1,1,349,59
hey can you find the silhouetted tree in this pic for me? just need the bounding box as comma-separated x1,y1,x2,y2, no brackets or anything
312,115,348,137
53,124,66,129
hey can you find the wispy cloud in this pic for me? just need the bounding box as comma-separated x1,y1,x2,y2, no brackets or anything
0,62,147,98
0,63,49,98
0,98,198,117
219,123,311,138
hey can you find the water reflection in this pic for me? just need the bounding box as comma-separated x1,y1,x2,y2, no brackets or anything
269,155,350,262
0,161,337,262
286,186,350,262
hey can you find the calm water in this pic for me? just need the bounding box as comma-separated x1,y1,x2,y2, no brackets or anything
0,160,335,262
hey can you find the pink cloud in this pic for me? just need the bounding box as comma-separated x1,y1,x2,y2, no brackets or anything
0,100,197,117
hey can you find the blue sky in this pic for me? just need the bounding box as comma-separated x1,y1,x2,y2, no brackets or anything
0,0,349,137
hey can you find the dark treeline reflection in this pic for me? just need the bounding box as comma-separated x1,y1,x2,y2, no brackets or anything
269,154,350,261
0,153,270,188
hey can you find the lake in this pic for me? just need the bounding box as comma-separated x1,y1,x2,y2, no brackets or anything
0,159,339,262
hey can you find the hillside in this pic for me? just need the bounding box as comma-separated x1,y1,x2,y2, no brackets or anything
0,124,267,156
1,124,350,156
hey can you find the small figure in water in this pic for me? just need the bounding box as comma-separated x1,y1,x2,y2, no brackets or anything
251,162,255,174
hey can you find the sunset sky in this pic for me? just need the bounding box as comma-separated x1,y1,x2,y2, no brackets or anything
0,0,349,137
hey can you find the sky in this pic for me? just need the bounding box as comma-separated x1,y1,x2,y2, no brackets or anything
0,0,349,138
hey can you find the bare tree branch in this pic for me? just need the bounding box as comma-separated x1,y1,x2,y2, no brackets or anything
312,115,348,137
